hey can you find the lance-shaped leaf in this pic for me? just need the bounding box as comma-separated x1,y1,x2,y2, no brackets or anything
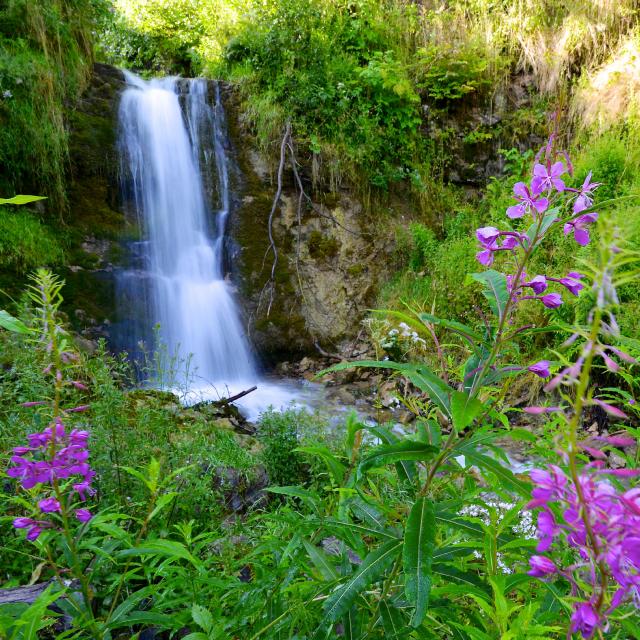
0,194,47,205
403,497,435,627
364,423,417,485
358,440,438,479
417,312,485,345
525,208,559,246
323,538,402,622
0,310,30,334
379,600,410,638
319,360,452,418
471,270,509,321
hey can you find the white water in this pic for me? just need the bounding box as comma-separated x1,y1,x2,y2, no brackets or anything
118,73,301,418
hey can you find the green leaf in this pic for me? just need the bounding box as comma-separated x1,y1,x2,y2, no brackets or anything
0,310,30,334
106,585,157,627
0,195,47,205
417,312,484,344
379,600,409,638
13,585,60,639
148,492,178,522
342,607,361,640
460,450,530,497
266,486,319,502
431,564,487,591
364,424,417,485
358,441,438,479
403,497,435,627
302,539,338,581
323,539,402,621
117,539,200,567
191,604,213,633
434,509,512,546
525,208,559,246
471,270,509,321
450,391,486,431
319,360,452,418
321,518,400,543
296,445,346,485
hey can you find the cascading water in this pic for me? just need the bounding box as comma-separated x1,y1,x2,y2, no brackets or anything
117,72,263,404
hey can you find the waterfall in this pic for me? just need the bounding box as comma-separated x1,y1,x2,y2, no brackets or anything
117,72,257,395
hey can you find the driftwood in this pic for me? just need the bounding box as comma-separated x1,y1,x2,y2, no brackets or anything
217,385,257,405
190,386,257,435
0,581,54,606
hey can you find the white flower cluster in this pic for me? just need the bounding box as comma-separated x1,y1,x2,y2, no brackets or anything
459,497,536,574
459,498,536,539
380,322,426,351
2,90,13,99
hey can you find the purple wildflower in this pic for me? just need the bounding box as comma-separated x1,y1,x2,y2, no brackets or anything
13,517,48,541
532,161,566,193
507,182,549,219
591,398,628,420
75,509,92,523
541,293,562,308
528,465,640,632
548,272,585,296
528,555,557,577
564,213,598,246
523,406,564,415
38,498,61,513
8,418,96,540
524,275,547,294
528,360,551,378
570,172,601,214
475,228,523,266
570,602,601,639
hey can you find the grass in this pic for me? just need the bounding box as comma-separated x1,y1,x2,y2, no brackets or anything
0,207,65,272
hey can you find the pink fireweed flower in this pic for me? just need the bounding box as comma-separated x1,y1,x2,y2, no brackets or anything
8,420,96,540
528,555,557,577
532,161,566,193
571,602,602,639
591,398,628,420
524,275,548,294
564,213,598,246
38,498,61,513
75,509,92,523
569,171,601,214
528,465,640,634
507,181,549,219
541,293,562,308
548,272,585,296
523,405,564,415
528,361,551,378
13,517,50,541
475,228,524,266
64,405,90,413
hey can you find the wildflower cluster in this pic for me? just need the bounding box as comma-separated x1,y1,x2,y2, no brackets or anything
475,138,599,311
8,416,94,540
5,271,95,543
528,463,640,638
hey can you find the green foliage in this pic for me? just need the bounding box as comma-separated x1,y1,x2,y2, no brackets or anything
415,43,494,101
258,406,312,486
0,208,65,272
0,0,101,213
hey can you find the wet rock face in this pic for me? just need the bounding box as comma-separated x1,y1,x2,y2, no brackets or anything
64,63,127,341
223,88,392,364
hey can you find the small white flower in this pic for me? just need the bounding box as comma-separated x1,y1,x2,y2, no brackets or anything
2,90,12,99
